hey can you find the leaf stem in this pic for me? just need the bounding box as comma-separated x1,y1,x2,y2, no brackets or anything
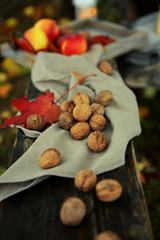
55,73,97,104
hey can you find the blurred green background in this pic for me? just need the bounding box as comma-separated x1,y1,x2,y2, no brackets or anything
0,0,160,239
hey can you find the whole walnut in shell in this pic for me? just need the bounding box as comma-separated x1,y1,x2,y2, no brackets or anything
73,92,91,105
91,103,105,115
39,148,62,169
87,131,107,152
60,197,86,226
89,114,106,131
95,90,113,107
98,60,112,75
70,122,90,140
75,169,97,192
60,100,75,113
73,103,91,122
26,114,44,131
94,230,121,240
59,112,75,130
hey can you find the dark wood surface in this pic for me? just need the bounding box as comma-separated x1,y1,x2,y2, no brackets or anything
0,81,154,240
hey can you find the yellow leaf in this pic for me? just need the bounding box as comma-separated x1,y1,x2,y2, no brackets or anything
0,83,12,97
138,156,151,171
0,72,8,83
23,6,35,18
4,17,19,29
0,110,12,119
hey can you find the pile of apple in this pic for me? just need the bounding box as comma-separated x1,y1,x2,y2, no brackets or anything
13,18,88,56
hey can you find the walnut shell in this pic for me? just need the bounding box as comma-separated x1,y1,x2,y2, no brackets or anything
94,231,121,240
95,179,122,202
75,169,97,192
95,90,113,107
39,148,62,169
91,103,105,115
70,122,90,140
60,100,75,113
60,197,86,226
26,114,44,131
98,61,112,75
87,131,107,152
73,103,91,122
89,114,106,131
73,92,91,105
59,112,75,130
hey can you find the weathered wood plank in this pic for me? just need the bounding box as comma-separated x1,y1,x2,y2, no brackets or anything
0,135,154,240
0,79,154,240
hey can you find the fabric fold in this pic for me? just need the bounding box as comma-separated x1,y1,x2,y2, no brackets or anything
0,45,141,202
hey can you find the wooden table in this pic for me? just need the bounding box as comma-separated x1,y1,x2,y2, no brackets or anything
0,79,154,240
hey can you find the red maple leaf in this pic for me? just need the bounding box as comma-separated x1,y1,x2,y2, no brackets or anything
0,91,61,128
88,35,115,47
0,74,97,129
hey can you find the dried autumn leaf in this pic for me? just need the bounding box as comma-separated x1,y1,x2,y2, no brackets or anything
88,35,115,47
0,91,61,128
1,73,97,129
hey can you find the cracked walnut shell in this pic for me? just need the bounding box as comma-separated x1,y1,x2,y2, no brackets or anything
89,114,106,131
87,131,107,152
70,122,90,140
73,103,91,122
95,90,113,107
39,148,62,169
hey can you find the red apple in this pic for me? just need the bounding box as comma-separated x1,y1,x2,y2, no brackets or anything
22,27,49,53
59,33,88,56
34,18,60,41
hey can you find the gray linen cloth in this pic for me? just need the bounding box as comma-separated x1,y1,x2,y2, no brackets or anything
0,45,141,202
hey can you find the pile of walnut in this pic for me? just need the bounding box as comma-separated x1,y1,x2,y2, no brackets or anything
59,168,122,240
59,89,113,152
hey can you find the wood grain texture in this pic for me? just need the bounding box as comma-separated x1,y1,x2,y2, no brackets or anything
0,81,154,240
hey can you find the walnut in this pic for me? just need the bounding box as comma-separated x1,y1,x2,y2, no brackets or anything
87,131,107,152
26,114,44,131
89,114,106,131
95,90,113,107
60,197,86,226
95,179,122,202
73,92,91,105
72,71,83,81
59,112,75,130
39,148,62,169
91,103,104,115
60,100,75,113
75,169,97,192
70,122,90,140
98,61,112,75
94,231,121,240
73,103,91,121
